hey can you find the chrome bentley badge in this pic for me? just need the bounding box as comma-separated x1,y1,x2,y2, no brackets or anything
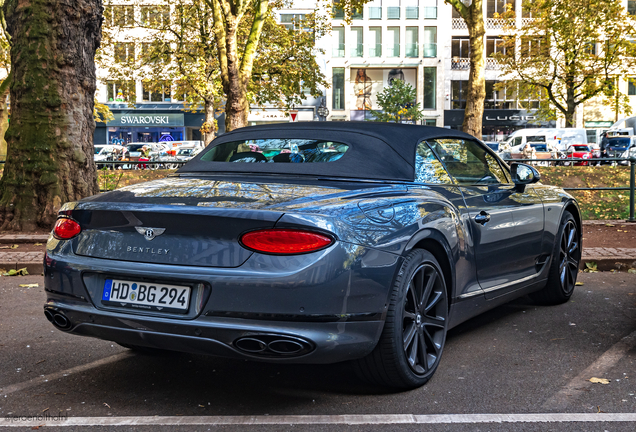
135,226,166,241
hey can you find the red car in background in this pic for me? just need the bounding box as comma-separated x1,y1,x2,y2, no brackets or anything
560,145,593,166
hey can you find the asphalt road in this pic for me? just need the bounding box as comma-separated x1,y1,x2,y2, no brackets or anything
1,272,635,431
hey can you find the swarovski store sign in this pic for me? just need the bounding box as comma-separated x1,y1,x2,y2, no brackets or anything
108,113,185,127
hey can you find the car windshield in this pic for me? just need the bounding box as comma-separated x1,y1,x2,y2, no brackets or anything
199,139,349,163
177,148,192,156
608,138,630,149
526,135,546,143
571,145,589,151
127,144,145,152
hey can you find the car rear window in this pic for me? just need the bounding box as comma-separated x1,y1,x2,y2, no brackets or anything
199,139,349,163
608,138,630,149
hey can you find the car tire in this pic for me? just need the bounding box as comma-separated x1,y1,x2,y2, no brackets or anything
530,211,581,305
353,249,448,389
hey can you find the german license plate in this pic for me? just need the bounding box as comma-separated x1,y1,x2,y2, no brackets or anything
102,279,191,313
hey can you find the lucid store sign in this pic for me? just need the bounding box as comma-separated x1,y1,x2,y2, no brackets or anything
444,110,555,127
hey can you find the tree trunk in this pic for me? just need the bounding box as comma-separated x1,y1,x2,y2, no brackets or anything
223,23,249,132
0,87,8,161
463,1,486,138
202,100,216,145
0,0,102,231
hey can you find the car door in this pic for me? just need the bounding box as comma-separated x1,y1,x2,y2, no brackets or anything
425,138,544,297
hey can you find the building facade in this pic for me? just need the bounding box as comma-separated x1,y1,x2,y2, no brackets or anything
97,1,636,144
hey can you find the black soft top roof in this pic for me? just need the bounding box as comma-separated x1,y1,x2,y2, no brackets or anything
178,122,478,181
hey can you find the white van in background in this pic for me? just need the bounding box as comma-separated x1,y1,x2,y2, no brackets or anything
502,128,588,154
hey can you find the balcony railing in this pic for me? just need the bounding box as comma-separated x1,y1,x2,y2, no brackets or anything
423,6,437,19
451,57,470,70
386,43,400,57
369,44,382,57
422,43,437,58
521,17,534,25
486,18,514,29
405,43,418,58
485,57,500,70
452,18,467,30
332,43,345,58
405,6,419,19
350,43,363,58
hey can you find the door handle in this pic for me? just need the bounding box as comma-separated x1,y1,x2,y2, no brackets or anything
475,211,491,225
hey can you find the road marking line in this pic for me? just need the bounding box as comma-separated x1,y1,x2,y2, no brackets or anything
0,352,131,396
1,413,636,427
542,329,636,411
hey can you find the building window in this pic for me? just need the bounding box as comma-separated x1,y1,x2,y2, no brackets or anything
423,67,436,109
423,26,437,57
106,81,135,102
520,36,544,57
405,27,418,58
387,2,401,19
424,119,436,126
332,68,345,110
629,1,636,15
332,27,345,57
405,0,419,19
105,5,134,27
333,2,345,19
142,81,171,102
451,80,468,109
140,5,170,28
114,42,135,63
629,78,636,96
451,37,470,69
368,0,382,19
369,27,382,57
280,14,308,31
350,27,363,57
485,81,517,109
387,27,400,57
487,0,515,18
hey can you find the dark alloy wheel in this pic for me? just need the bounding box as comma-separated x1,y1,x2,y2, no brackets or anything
354,249,448,389
530,211,581,305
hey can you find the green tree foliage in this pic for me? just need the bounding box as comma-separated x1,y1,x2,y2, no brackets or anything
445,0,486,138
496,0,636,127
101,0,357,135
370,79,424,123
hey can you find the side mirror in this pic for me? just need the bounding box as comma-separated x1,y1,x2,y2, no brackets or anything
511,163,540,192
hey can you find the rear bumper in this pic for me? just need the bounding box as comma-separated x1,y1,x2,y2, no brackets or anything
43,297,383,364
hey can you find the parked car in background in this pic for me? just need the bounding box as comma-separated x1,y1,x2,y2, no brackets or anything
44,123,582,390
484,142,499,152
606,136,636,160
559,145,593,166
94,145,128,169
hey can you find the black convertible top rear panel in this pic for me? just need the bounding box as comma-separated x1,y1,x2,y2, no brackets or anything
178,122,477,181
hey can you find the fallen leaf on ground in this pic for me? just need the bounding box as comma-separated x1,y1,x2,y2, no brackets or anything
41,408,49,413
588,377,610,384
628,269,636,274
584,262,598,273
19,284,39,288
103,402,111,408
10,244,19,249
0,246,10,249
34,243,43,246
605,224,615,227
575,282,584,286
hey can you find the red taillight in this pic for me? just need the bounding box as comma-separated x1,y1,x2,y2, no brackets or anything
53,218,81,240
240,229,334,254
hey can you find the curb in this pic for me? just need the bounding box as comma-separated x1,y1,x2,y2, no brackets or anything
0,262,43,275
0,234,49,244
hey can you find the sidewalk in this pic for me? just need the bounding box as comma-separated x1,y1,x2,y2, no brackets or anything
0,230,635,276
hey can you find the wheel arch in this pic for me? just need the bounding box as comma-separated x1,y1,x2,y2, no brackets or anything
564,200,582,236
404,231,455,308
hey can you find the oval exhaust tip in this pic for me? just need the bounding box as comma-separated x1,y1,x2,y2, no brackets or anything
44,310,54,322
268,340,304,355
235,337,267,353
53,313,71,330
